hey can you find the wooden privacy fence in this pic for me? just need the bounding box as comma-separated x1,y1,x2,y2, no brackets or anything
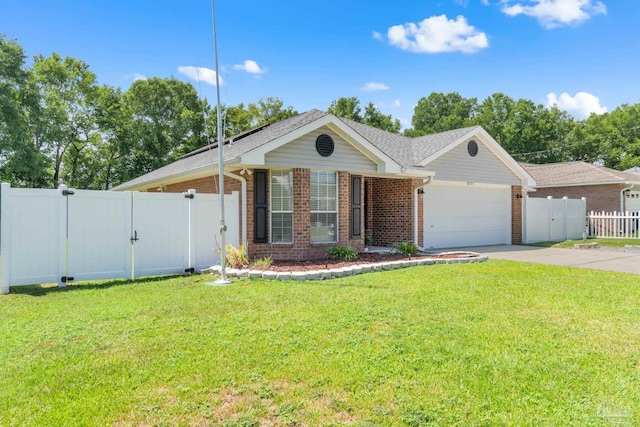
0,183,239,294
587,211,640,238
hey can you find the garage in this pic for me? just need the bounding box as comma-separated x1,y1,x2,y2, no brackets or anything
423,182,511,249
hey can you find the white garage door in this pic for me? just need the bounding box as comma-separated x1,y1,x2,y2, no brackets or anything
627,191,640,213
423,183,512,249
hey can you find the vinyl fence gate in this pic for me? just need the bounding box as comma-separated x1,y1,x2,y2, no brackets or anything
523,196,587,244
0,183,239,294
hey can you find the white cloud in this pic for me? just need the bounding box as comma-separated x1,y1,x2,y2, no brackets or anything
481,0,490,5
392,99,401,107
233,59,266,74
546,91,607,119
502,0,607,29
387,15,489,53
372,30,383,41
361,82,390,92
177,66,224,86
133,73,147,81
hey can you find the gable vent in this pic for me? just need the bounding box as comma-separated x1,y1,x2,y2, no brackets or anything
468,140,479,157
316,134,335,157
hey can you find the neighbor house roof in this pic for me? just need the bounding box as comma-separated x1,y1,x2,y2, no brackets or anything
625,166,640,175
521,161,640,187
114,109,527,190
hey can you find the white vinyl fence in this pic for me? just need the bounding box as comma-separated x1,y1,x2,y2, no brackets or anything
587,211,640,238
0,183,239,294
524,196,587,244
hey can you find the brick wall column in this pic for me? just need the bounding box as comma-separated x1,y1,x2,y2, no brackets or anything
511,185,523,245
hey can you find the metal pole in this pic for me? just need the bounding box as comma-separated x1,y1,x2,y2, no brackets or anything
211,0,231,284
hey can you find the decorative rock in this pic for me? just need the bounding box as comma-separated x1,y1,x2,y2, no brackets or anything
319,270,333,279
305,271,321,280
262,271,278,280
248,254,488,281
248,270,263,279
291,272,308,281
226,268,239,277
277,272,292,281
574,242,599,249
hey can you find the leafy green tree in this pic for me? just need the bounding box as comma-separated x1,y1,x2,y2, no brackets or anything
328,97,362,122
29,53,100,188
409,92,477,136
123,77,205,178
0,35,50,187
363,102,401,133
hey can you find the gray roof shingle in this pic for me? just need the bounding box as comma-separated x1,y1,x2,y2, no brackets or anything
114,110,479,190
521,161,640,186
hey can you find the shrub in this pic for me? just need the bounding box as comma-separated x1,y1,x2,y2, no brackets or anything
217,242,249,269
327,246,358,261
395,241,419,255
251,256,273,268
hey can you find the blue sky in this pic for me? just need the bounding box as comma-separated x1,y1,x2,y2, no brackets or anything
1,0,637,127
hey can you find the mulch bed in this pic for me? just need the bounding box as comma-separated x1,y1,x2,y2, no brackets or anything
249,252,479,272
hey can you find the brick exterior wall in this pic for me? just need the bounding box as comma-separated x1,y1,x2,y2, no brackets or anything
511,185,523,245
530,184,624,213
247,169,365,260
369,177,422,247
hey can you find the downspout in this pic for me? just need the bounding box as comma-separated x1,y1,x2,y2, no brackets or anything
414,176,433,250
620,182,633,214
224,171,247,246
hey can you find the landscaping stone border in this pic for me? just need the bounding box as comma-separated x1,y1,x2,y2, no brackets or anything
209,253,487,282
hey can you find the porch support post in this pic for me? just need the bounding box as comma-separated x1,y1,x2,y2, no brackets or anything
413,177,432,248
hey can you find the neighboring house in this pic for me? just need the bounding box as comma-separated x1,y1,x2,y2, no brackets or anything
521,161,640,213
625,166,640,176
114,110,535,260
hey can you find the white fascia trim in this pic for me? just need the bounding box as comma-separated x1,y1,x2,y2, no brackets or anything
417,127,537,188
240,115,403,174
429,180,512,190
113,158,241,192
534,180,640,188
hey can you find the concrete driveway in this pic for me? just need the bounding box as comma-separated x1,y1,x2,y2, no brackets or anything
458,245,640,275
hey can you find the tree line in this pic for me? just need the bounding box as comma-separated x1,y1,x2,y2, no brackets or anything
1,35,639,190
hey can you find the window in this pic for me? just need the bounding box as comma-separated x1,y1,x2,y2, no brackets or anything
311,171,338,242
271,170,293,243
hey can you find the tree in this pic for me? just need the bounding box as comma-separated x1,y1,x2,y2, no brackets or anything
327,97,362,122
409,92,477,136
123,77,205,179
363,102,401,133
0,35,50,187
28,53,100,188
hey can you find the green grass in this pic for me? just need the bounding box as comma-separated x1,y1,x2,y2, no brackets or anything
530,237,640,248
2,262,640,426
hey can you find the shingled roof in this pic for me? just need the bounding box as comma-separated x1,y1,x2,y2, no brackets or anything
114,110,489,190
521,161,640,187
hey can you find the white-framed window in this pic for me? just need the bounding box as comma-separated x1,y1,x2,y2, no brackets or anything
271,169,293,243
311,171,338,243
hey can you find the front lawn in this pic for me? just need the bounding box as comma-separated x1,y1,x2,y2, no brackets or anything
530,237,640,249
1,261,639,426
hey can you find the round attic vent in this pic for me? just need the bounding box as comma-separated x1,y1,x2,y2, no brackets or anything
468,140,479,157
316,134,335,157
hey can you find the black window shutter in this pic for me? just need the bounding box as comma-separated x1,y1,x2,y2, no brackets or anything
351,175,362,237
254,169,268,243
